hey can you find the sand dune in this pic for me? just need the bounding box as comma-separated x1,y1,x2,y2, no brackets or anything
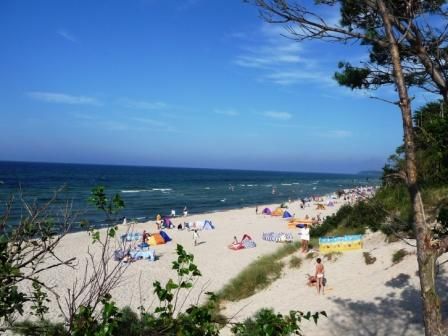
34,198,448,335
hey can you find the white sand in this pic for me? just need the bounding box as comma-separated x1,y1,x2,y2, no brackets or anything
33,199,447,335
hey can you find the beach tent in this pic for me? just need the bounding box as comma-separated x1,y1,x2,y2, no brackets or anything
202,220,215,230
229,234,256,250
262,208,272,215
159,230,172,242
326,201,334,207
282,211,293,219
271,208,284,216
241,234,256,248
147,233,166,246
163,217,173,228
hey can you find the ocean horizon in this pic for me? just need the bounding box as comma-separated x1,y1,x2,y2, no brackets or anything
0,161,380,231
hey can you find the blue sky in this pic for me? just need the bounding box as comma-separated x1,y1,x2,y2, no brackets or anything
0,0,437,173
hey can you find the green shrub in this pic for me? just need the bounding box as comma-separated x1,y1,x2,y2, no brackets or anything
363,252,377,265
12,320,68,336
392,249,408,264
289,256,303,269
231,308,326,336
310,204,354,237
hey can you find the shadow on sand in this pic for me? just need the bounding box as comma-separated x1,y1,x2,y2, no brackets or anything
326,271,448,336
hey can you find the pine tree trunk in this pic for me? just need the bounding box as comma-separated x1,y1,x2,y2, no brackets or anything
377,1,444,335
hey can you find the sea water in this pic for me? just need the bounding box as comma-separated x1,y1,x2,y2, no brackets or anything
0,161,379,230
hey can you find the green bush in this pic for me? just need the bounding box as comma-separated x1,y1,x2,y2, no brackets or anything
310,200,385,239
392,249,408,264
363,252,377,265
231,308,326,336
12,320,67,336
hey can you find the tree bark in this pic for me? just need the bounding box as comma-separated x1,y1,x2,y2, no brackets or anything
377,1,444,335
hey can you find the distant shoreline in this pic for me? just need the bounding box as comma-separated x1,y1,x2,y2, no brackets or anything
0,161,380,232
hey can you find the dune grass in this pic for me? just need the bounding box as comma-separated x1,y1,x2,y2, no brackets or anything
289,255,303,269
323,251,342,262
217,242,300,302
305,251,318,260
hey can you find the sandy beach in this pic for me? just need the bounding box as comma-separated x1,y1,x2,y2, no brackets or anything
34,197,448,336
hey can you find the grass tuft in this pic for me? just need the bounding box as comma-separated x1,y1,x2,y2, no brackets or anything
363,251,377,265
323,251,342,262
217,242,300,302
392,248,408,264
289,256,303,269
305,252,318,260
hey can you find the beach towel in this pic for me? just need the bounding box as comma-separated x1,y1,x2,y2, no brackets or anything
262,232,293,243
228,243,244,250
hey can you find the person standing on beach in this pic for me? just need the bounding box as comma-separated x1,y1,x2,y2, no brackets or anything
315,258,325,295
192,229,199,246
255,205,258,215
183,206,188,217
301,224,310,253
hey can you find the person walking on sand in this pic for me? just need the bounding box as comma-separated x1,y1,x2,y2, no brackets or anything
192,229,199,246
255,205,258,215
315,258,325,295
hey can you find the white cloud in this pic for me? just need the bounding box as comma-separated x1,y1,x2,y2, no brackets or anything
233,24,330,87
215,108,239,117
264,70,334,86
57,29,77,42
263,111,292,120
27,91,100,105
120,98,169,110
234,25,305,69
316,129,352,138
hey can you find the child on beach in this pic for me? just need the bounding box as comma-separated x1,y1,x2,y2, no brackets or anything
315,258,325,295
192,229,199,246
